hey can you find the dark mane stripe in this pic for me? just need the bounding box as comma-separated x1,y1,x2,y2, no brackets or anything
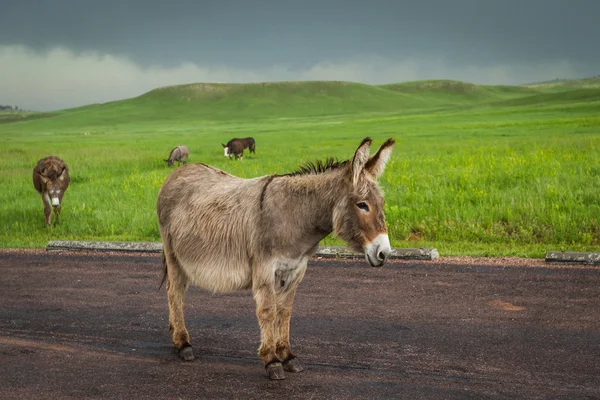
285,158,348,177
259,175,277,210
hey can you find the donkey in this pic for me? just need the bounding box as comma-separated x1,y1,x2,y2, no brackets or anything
157,137,394,380
165,145,189,167
222,137,255,159
32,156,70,226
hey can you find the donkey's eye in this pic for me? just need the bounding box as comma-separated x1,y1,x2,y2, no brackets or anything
356,202,370,212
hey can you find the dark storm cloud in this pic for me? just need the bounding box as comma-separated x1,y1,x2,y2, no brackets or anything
1,0,598,110
1,0,599,68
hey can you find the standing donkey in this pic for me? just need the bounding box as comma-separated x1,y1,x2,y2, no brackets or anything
33,156,70,226
157,137,394,380
165,145,189,167
222,137,255,159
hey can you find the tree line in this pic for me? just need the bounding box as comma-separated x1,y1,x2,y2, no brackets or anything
0,105,20,111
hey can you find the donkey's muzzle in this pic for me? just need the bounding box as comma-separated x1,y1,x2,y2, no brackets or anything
51,197,60,207
365,234,391,267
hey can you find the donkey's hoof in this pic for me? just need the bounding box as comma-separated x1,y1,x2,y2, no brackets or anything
266,362,286,380
283,357,304,373
179,346,194,361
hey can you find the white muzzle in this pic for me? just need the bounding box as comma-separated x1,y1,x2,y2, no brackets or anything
365,234,391,267
51,197,60,207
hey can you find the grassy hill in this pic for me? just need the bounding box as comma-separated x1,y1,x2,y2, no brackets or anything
488,87,600,109
36,81,439,126
2,77,599,131
380,79,539,105
0,79,557,130
0,81,439,131
523,76,600,91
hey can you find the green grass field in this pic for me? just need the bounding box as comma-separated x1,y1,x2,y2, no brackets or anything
1,78,599,257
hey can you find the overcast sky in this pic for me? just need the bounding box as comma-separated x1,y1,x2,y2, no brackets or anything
1,0,598,110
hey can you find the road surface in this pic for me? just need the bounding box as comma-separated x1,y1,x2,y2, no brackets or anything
1,249,599,399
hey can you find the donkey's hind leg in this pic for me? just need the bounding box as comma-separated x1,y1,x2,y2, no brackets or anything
163,248,194,361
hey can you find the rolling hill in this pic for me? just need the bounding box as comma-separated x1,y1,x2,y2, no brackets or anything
1,77,599,130
380,79,539,105
522,76,600,91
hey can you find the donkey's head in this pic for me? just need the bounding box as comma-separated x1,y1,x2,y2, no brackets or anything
333,138,395,267
39,166,68,208
222,144,230,157
165,149,176,167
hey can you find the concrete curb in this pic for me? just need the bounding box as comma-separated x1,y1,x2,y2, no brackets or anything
46,240,439,261
47,240,162,253
545,251,600,265
316,246,439,261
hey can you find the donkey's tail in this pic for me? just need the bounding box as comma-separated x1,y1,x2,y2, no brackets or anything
158,248,168,291
250,142,256,153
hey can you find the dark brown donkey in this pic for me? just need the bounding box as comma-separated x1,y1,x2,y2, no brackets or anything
222,137,255,159
33,156,70,226
157,137,394,380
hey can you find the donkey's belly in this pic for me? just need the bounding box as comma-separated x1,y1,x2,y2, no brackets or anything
180,259,253,293
179,256,308,294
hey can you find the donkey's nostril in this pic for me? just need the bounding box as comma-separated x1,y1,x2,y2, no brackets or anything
377,251,385,261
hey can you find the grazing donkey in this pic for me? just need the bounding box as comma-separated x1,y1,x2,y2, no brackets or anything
157,137,394,380
32,156,70,226
165,145,189,167
222,137,255,159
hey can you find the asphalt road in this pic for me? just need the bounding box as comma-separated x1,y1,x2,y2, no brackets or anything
1,250,599,399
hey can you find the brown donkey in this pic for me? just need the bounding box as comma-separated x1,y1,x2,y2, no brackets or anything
33,156,70,226
157,137,394,380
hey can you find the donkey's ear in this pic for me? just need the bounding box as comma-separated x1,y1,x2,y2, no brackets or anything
365,138,395,179
38,167,49,183
58,166,67,181
351,137,372,187
221,143,226,148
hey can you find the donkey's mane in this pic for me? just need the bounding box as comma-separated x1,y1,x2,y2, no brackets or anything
285,158,348,177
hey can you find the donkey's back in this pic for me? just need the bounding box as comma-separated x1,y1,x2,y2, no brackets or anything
242,137,256,153
157,163,267,292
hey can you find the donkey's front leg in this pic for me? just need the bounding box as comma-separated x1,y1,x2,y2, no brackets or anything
42,196,52,226
253,280,285,380
275,286,304,373
53,205,61,224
